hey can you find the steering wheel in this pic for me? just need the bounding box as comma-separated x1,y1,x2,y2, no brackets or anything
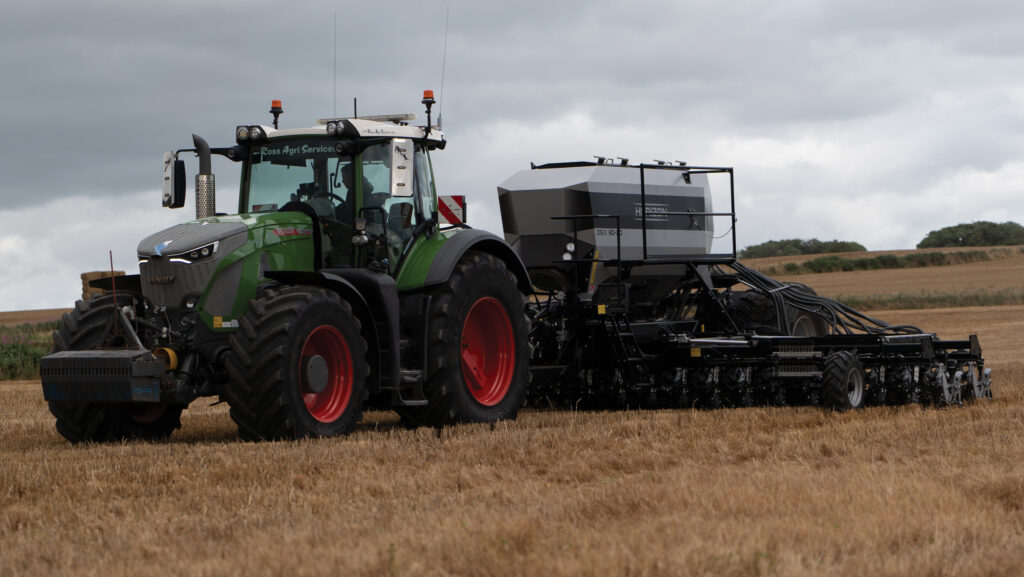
315,190,348,203
298,181,347,205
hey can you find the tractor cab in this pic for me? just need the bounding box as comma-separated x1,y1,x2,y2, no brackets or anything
240,134,434,273
160,92,447,278
236,107,445,275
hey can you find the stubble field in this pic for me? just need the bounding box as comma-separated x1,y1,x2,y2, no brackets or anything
2,256,1023,576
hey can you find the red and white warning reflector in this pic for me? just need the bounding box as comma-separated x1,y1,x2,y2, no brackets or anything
438,195,466,226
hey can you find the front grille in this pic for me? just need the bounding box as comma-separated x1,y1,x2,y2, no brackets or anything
140,257,219,308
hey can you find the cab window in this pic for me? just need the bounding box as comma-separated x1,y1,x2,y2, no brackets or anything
414,146,435,217
359,143,418,270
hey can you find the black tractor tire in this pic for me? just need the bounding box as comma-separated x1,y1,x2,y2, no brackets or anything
820,350,867,411
224,285,368,441
48,294,184,443
398,252,530,427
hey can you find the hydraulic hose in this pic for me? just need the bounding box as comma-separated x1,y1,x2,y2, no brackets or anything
729,261,923,335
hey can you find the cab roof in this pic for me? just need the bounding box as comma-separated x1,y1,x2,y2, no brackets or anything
251,115,445,145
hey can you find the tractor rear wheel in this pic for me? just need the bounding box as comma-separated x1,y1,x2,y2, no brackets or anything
48,294,184,443
820,350,866,411
224,286,368,440
399,252,529,427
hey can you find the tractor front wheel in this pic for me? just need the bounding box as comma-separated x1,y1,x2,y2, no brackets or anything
48,294,184,443
224,286,368,440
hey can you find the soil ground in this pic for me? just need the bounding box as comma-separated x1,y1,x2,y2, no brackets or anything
1,267,1022,576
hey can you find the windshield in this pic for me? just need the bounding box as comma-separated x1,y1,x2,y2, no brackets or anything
242,138,422,271
245,140,354,221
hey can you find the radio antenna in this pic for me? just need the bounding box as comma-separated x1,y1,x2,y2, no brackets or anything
333,13,337,117
438,5,450,130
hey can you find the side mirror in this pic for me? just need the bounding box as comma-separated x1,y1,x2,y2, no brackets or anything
390,138,414,197
162,152,186,208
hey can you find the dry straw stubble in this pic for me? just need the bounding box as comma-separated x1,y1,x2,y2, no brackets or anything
2,289,1024,576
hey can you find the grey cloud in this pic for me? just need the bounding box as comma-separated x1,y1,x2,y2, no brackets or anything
0,0,1022,309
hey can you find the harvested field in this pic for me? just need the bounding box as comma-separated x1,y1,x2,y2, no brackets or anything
868,305,1023,363
2,301,1023,576
772,252,1024,299
0,309,69,327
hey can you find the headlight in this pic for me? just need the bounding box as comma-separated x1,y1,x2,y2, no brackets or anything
168,241,219,264
566,241,576,253
325,120,351,138
238,125,268,143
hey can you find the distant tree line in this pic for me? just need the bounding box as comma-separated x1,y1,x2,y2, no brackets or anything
740,221,1023,258
917,221,1024,249
739,238,867,259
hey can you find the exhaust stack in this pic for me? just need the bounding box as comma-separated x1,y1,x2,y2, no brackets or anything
193,134,215,219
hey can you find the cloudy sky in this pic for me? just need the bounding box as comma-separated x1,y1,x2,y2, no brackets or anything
2,0,1023,310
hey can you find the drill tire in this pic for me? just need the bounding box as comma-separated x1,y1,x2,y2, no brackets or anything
820,350,867,412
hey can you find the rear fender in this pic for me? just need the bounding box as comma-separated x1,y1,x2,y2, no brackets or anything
424,229,532,294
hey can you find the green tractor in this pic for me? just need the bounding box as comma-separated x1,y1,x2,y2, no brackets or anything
40,92,532,442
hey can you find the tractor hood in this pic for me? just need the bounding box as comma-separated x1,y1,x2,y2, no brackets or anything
135,213,317,313
136,220,252,313
137,221,248,258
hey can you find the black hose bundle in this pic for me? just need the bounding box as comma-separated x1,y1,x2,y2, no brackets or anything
729,262,924,335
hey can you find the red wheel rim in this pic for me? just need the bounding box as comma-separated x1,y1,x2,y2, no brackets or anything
460,297,515,406
125,404,167,424
299,325,353,423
